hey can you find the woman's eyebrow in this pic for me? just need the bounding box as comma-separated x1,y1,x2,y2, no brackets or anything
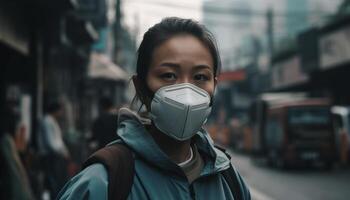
159,62,180,68
193,65,213,71
159,63,213,71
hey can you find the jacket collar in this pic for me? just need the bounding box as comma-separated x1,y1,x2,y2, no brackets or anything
117,108,231,177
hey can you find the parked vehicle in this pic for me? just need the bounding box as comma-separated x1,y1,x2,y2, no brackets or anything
331,106,350,165
250,93,336,169
206,123,231,147
228,118,253,152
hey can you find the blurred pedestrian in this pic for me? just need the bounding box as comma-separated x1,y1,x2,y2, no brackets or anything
37,102,70,199
58,17,250,200
0,105,33,200
90,97,119,150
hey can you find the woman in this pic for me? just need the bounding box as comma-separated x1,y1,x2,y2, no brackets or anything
58,17,250,200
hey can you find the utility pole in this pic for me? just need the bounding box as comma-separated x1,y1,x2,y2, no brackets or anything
116,0,121,29
265,8,275,91
113,0,122,64
266,8,274,66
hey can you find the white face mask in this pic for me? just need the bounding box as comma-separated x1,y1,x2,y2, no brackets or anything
150,83,212,141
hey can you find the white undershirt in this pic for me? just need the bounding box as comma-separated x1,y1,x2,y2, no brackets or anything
177,147,193,167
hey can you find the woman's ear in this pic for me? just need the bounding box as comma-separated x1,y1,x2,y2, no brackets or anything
132,75,154,112
132,75,144,103
132,75,141,93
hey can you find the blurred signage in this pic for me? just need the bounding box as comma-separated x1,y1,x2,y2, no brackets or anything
271,55,309,89
217,69,246,82
319,25,350,70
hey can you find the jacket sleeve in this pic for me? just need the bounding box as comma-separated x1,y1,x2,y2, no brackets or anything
57,164,108,200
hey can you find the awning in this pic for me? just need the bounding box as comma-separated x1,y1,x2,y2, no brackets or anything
88,53,129,82
0,2,30,55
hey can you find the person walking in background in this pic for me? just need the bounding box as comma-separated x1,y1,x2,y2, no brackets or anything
37,102,70,199
90,97,119,150
0,104,33,200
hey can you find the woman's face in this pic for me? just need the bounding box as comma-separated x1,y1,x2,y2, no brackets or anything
146,34,216,96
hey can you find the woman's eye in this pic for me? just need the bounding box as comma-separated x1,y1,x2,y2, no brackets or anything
194,74,209,81
160,73,177,80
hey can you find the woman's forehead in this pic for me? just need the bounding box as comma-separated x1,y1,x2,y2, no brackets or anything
150,34,214,70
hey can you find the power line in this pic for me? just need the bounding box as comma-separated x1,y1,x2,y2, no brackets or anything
126,0,335,18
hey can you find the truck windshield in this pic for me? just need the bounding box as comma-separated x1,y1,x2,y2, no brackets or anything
288,107,330,126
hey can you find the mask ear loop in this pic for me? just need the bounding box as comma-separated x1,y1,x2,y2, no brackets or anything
133,80,154,114
132,75,148,113
137,103,144,113
210,76,217,107
209,96,214,107
137,86,153,113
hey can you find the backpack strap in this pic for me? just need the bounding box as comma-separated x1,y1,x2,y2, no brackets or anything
222,165,245,200
83,143,134,200
215,145,251,200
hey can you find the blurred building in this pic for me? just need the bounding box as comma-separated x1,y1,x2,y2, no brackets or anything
78,0,129,122
113,0,137,75
203,0,344,125
297,10,350,104
0,0,98,147
0,0,129,158
253,0,350,105
0,0,100,198
285,0,309,37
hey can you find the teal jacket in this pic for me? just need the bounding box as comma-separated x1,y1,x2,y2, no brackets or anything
58,109,249,200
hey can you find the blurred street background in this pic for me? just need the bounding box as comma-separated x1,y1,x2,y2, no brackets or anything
1,0,350,199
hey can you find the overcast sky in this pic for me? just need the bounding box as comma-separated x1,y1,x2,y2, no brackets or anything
123,0,342,40
122,0,202,44
122,0,343,70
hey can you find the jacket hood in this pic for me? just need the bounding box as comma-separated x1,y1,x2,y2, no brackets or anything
116,107,231,177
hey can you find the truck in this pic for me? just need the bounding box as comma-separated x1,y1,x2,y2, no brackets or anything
250,93,336,169
331,106,350,165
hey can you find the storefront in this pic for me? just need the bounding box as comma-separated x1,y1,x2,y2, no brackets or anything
299,15,350,105
0,1,36,143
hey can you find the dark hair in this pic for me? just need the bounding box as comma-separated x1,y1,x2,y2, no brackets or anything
137,17,220,80
46,102,62,114
3,107,20,137
134,17,221,107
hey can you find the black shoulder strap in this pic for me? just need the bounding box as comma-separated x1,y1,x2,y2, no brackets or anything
222,165,244,200
215,145,251,200
83,143,135,200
